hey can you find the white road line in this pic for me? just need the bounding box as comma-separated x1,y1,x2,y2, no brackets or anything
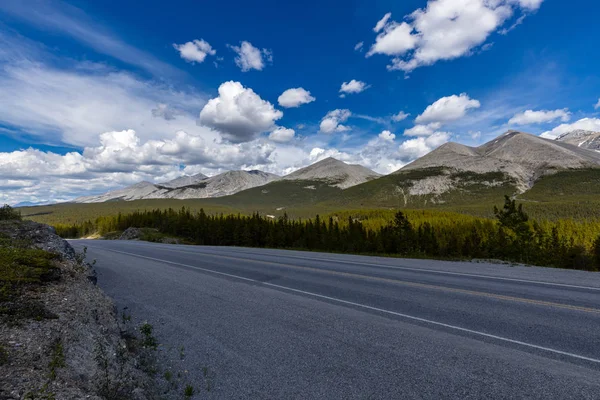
111,241,600,292
92,246,600,365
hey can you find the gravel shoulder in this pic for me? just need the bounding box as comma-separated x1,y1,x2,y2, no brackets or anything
0,221,156,399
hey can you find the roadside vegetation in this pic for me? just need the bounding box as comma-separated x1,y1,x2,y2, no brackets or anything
0,206,59,325
1,204,205,399
53,197,600,271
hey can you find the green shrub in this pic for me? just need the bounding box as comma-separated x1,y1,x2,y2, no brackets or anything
0,205,21,221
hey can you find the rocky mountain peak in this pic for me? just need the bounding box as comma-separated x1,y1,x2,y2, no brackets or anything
400,130,600,192
555,129,600,151
283,157,380,189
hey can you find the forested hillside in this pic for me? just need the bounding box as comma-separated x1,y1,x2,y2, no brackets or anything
53,197,600,271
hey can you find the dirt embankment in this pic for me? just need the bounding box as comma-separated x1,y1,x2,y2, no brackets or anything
0,221,154,399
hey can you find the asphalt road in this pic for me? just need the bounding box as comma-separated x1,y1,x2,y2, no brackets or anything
71,240,600,399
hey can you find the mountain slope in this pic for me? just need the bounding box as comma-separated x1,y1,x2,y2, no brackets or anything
74,181,167,203
321,131,600,210
159,170,280,199
321,167,517,209
74,170,279,203
283,157,380,189
401,131,600,191
159,173,208,189
555,130,600,151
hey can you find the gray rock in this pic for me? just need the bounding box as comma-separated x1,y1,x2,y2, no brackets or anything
0,220,76,260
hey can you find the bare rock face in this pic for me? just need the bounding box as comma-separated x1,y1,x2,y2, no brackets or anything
74,170,280,203
159,172,208,188
283,157,381,189
165,170,280,199
0,220,76,260
555,129,600,151
118,227,147,240
399,131,600,192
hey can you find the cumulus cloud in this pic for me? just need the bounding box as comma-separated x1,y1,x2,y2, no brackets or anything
199,81,283,143
366,0,544,72
392,111,410,122
595,98,600,110
277,88,316,108
508,108,571,125
229,41,272,72
416,94,481,124
366,21,416,57
339,79,370,96
173,39,216,63
378,130,396,141
404,123,443,137
398,132,451,160
269,127,296,143
0,129,281,204
354,41,364,52
319,109,352,134
540,118,600,139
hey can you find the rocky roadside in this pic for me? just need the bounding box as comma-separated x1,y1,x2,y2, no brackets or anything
0,220,158,399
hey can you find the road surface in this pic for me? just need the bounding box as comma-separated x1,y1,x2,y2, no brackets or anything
72,240,600,399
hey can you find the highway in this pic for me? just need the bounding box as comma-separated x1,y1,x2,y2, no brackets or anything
72,240,600,399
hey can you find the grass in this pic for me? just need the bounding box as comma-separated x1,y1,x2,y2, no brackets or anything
184,384,195,398
0,233,60,324
48,339,66,380
139,323,158,350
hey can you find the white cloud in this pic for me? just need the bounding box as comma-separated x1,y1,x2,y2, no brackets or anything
366,21,417,57
0,129,282,204
540,118,600,139
0,60,207,146
354,41,364,51
404,122,442,137
339,80,370,95
398,132,451,160
595,99,600,110
0,1,181,78
173,39,216,63
319,109,351,134
374,12,392,33
366,0,544,72
277,88,316,108
392,111,410,122
513,0,544,11
199,81,283,143
229,41,272,72
416,93,481,124
508,108,571,125
378,130,396,141
269,127,296,143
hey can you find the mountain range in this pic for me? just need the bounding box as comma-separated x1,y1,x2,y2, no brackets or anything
73,130,600,209
555,129,600,151
74,170,279,203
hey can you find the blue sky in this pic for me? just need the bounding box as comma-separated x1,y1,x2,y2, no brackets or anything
0,0,599,204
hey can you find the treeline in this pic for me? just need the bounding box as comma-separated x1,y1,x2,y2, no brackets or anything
0,205,21,221
54,197,600,271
